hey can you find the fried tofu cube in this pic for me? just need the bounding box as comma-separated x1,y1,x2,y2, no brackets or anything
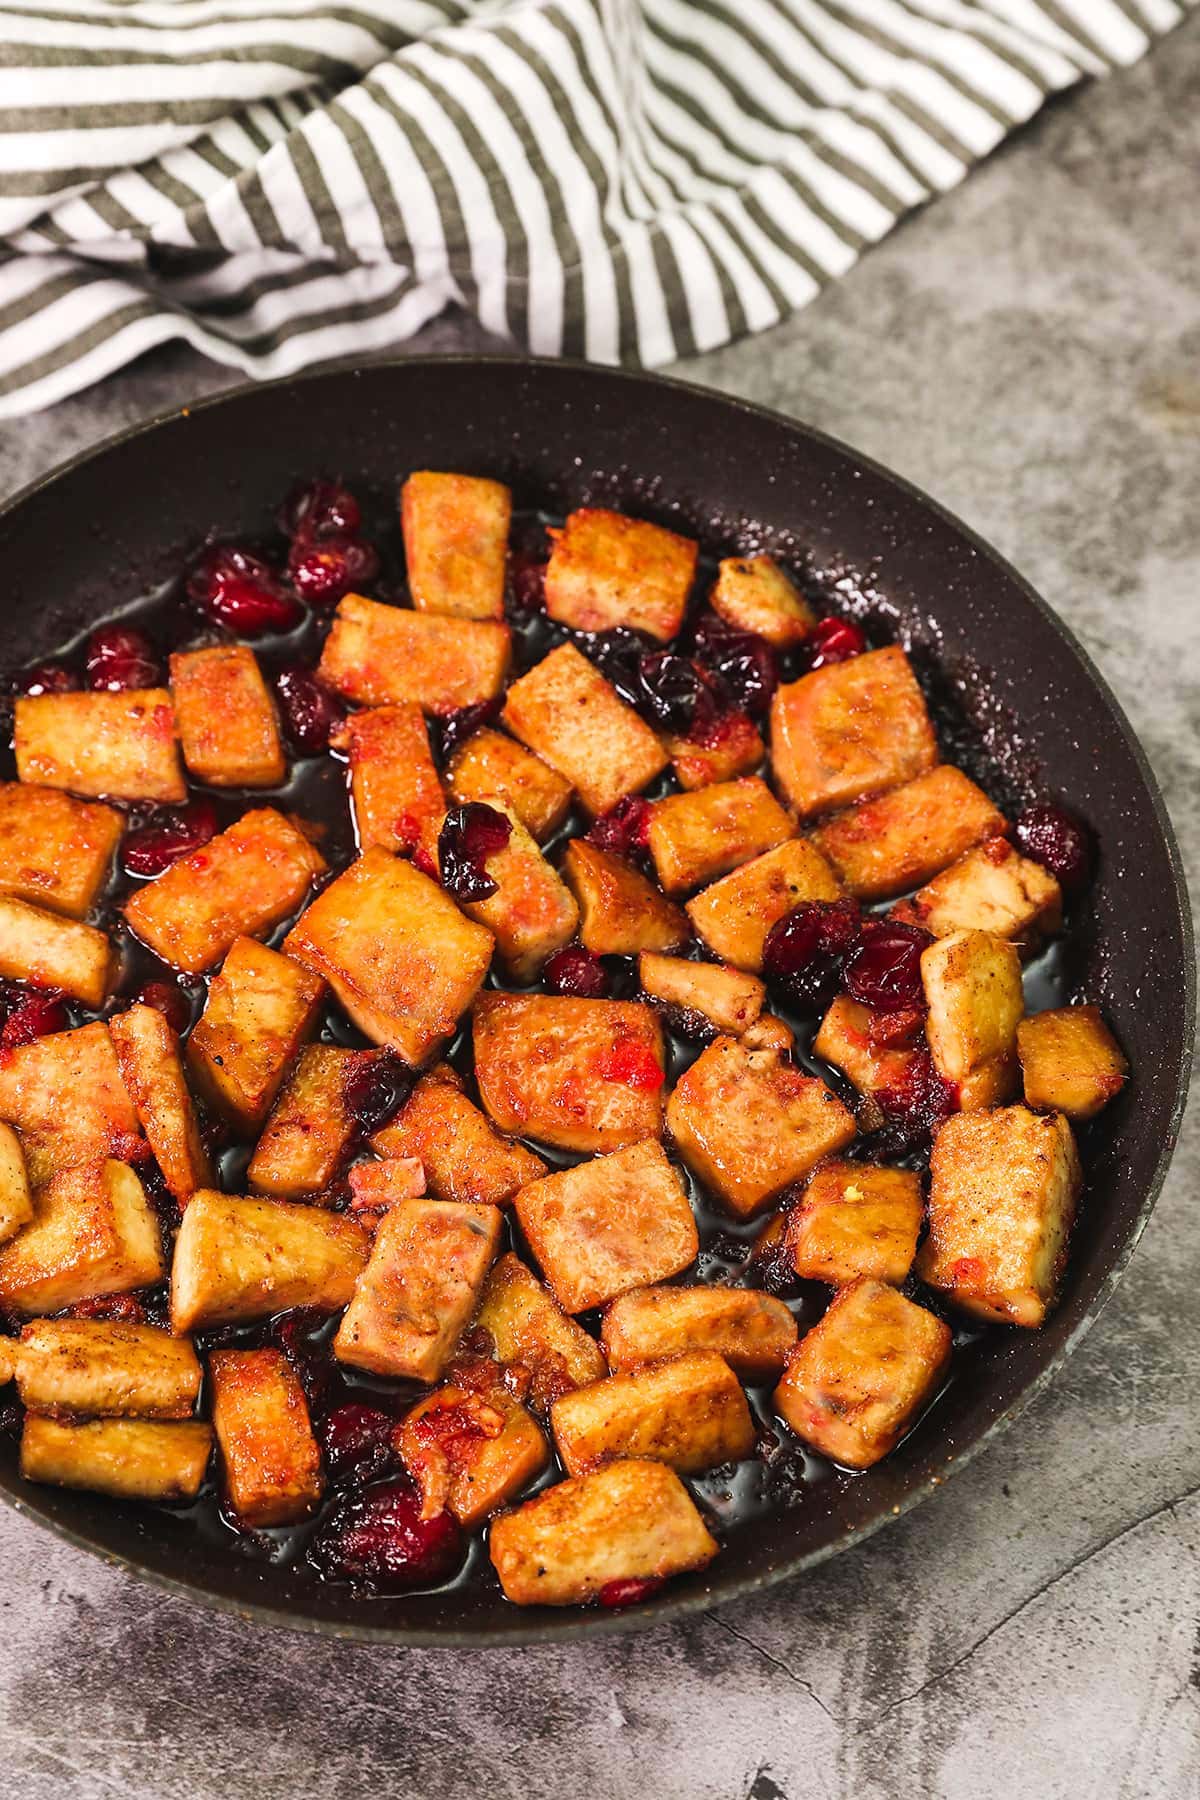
774,1278,951,1468
515,1140,697,1314
169,644,286,788
814,767,1007,901
317,592,511,714
333,703,444,861
0,1021,143,1188
401,470,512,620
14,689,185,804
170,1190,369,1332
648,778,794,897
667,1037,856,1218
551,1350,754,1478
894,837,1062,949
812,995,922,1099
109,1004,211,1205
333,1197,501,1381
687,838,843,972
0,896,114,1007
921,930,1023,1104
442,803,578,981
473,993,665,1153
0,1124,31,1245
637,953,765,1037
21,1415,211,1501
563,839,690,956
210,1347,322,1527
502,643,669,817
489,1457,717,1606
786,1160,922,1286
544,508,697,642
0,783,121,919
601,1286,797,1381
915,1106,1082,1326
16,1319,201,1419
771,646,937,820
372,1064,546,1207
0,1159,163,1316
476,1252,606,1410
400,1383,548,1527
187,938,324,1132
663,709,765,791
709,556,817,647
246,1044,366,1199
285,849,494,1064
445,727,572,843
1017,1006,1129,1120
124,807,326,976
347,1157,425,1209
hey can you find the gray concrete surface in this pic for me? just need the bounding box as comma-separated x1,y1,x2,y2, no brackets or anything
0,20,1197,1799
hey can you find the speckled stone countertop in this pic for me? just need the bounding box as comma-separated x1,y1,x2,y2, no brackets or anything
0,20,1196,1799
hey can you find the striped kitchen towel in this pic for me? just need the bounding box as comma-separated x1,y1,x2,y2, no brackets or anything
0,0,1190,415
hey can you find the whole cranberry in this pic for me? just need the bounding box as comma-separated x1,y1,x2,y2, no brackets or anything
123,800,219,879
437,803,512,903
0,989,67,1048
344,1052,415,1136
133,980,192,1036
507,549,547,616
843,920,932,1013
762,898,862,1006
279,478,362,542
274,664,345,754
16,661,78,696
188,544,303,636
288,537,380,605
319,1403,399,1482
309,1474,464,1592
598,1575,666,1609
545,945,610,998
586,796,652,862
808,616,867,669
692,613,777,718
1014,803,1091,895
435,699,501,765
85,624,160,692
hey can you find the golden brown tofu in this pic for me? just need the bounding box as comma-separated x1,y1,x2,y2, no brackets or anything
401,470,512,621
347,1157,425,1208
552,1351,754,1478
601,1286,797,1381
0,1123,31,1245
124,807,326,976
774,1278,951,1468
372,1064,546,1208
0,1021,143,1188
15,689,186,804
333,1197,501,1381
709,556,817,647
442,803,578,981
169,644,286,788
667,1037,856,1218
109,1003,211,1205
648,778,794,896
445,727,573,843
812,995,922,1099
1017,1006,1129,1121
502,643,669,817
771,646,937,820
637,953,765,1037
21,1414,211,1501
187,937,325,1132
171,1189,369,1332
544,508,697,642
786,1160,922,1286
317,592,511,714
400,1382,548,1527
894,837,1062,949
16,1319,201,1419
0,783,122,919
489,1457,717,1606
922,930,1023,1104
742,1012,795,1051
563,840,690,957
285,848,493,1065
515,1140,698,1314
663,709,765,792
246,1044,366,1199
814,767,1007,901
473,992,665,1153
210,1347,322,1527
333,703,444,861
0,1159,164,1316
475,1253,606,1410
915,1106,1082,1327
0,896,114,1007
687,838,843,972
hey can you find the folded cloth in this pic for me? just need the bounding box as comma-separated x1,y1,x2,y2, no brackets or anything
0,0,1189,414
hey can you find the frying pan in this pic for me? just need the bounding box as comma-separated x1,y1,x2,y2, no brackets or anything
0,356,1190,1644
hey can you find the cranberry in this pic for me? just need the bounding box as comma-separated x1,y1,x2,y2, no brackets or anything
344,1052,415,1136
867,1005,925,1048
872,1048,959,1153
85,624,160,692
435,699,501,765
586,796,652,862
437,803,512,903
274,664,345,755
319,1403,400,1482
808,616,867,669
1014,803,1091,895
597,1039,664,1090
598,1575,666,1609
63,1293,147,1324
309,1474,464,1592
507,549,547,615
656,1001,717,1045
585,628,657,709
692,613,778,718
289,536,380,605
133,980,192,1036
545,945,610,998
15,661,78,696
762,898,862,1007
188,544,303,636
279,478,362,542
268,1307,334,1409
0,989,68,1048
636,651,724,736
843,920,932,1013
123,800,218,879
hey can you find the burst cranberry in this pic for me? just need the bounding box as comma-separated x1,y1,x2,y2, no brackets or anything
636,651,723,735
866,1005,925,1048
134,980,192,1036
507,549,547,615
16,661,78,696
437,803,512,903
85,624,160,692
1014,803,1091,895
843,920,932,1013
344,1052,415,1136
188,544,302,635
64,1293,147,1324
585,628,656,708
545,945,610,998
319,1403,400,1481
279,478,362,542
808,616,867,668
0,989,68,1048
288,536,380,605
873,1048,959,1153
587,796,652,861
274,664,345,754
656,1001,716,1044
598,1575,666,1609
123,800,219,879
692,613,778,718
597,1039,664,1090
762,898,862,1006
309,1474,464,1592
435,699,501,764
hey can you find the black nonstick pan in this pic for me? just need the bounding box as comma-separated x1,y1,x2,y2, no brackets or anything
0,356,1190,1644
